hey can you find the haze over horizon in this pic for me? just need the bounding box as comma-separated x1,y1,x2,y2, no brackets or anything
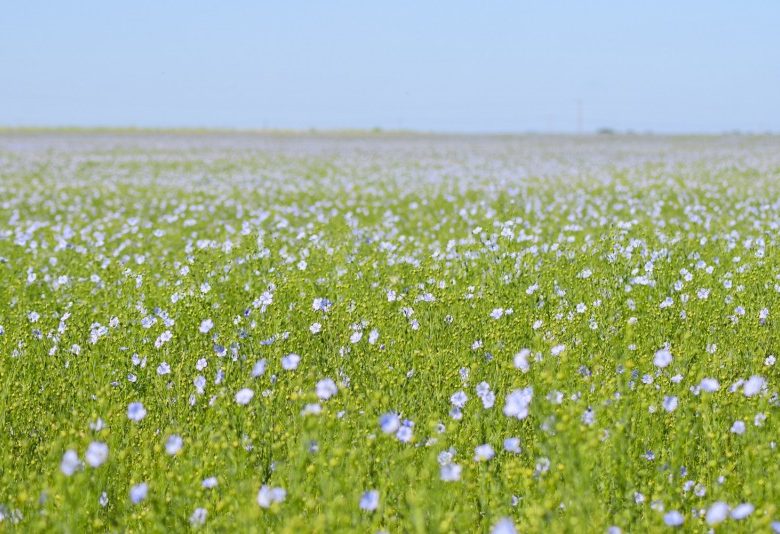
2,1,779,134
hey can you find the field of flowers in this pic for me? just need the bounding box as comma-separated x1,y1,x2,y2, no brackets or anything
0,131,778,532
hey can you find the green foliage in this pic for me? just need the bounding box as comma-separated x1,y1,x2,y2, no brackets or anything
0,133,778,532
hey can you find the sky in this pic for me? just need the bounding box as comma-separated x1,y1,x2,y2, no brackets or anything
1,1,779,133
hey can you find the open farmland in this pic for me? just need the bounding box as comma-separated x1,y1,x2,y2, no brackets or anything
0,131,778,532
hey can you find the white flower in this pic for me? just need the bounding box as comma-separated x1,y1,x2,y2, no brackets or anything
653,348,673,368
156,362,171,375
154,330,173,348
235,388,254,405
450,391,468,408
281,353,300,370
582,408,595,426
368,329,379,344
503,387,533,419
379,413,400,434
730,420,746,434
705,502,729,525
755,412,767,426
165,435,183,455
359,490,379,512
61,450,80,476
194,375,206,393
190,508,207,526
480,390,496,409
312,297,332,312
396,425,413,443
127,402,147,422
731,503,754,520
663,510,684,526
662,396,678,412
743,375,765,397
315,378,338,400
440,463,462,481
202,477,218,488
514,349,531,372
85,442,108,467
251,359,267,377
551,344,565,356
350,331,363,344
437,449,455,465
301,403,322,416
504,437,521,454
491,518,518,534
474,444,495,461
257,485,286,508
309,322,322,334
130,483,148,504
700,378,720,392
199,319,214,334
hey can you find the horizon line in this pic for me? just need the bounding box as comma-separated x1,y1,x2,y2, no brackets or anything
1,125,777,138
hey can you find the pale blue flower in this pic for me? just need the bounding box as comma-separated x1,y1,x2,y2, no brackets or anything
359,490,379,512
127,402,147,422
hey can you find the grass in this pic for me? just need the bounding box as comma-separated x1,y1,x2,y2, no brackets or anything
0,131,778,532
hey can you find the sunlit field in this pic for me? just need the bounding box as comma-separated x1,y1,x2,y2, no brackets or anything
1,131,778,532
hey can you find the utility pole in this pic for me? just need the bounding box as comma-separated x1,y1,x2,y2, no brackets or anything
576,99,583,134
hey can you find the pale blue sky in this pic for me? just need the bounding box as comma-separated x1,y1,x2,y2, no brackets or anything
1,1,778,132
